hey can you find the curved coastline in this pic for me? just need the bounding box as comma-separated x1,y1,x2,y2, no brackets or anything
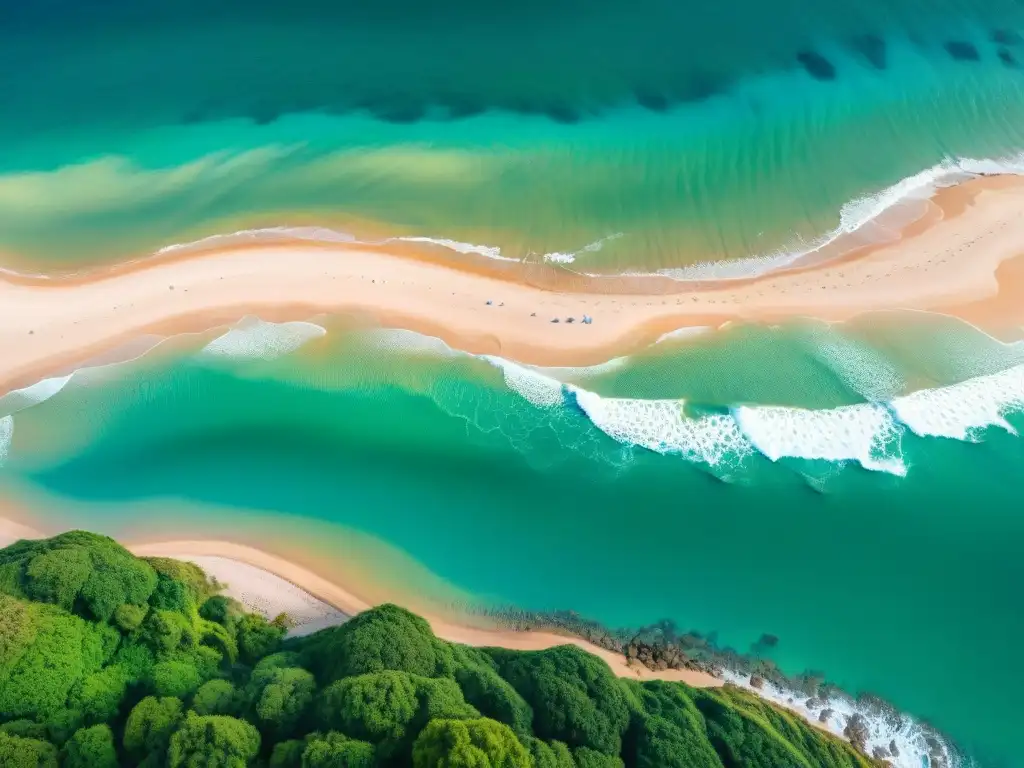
0,516,957,767
2,174,1024,398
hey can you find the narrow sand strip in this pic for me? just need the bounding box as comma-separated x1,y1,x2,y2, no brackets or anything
132,540,722,688
2,175,1024,395
0,519,717,687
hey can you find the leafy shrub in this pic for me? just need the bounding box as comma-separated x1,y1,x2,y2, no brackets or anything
0,730,59,768
166,713,261,768
299,604,454,682
192,679,243,716
62,725,118,768
489,645,630,755
412,718,531,768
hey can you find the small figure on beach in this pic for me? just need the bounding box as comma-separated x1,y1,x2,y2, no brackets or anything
583,315,593,324
486,300,493,305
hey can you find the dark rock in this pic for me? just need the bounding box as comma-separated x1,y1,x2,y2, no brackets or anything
998,48,1018,68
872,746,890,759
819,708,833,723
797,50,837,80
851,33,887,69
992,29,1023,46
945,40,980,62
889,740,900,757
805,697,823,710
749,675,764,689
844,713,870,753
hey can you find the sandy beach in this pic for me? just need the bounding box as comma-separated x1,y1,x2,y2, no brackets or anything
2,174,1024,395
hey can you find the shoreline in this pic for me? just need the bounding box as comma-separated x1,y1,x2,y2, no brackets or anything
0,518,719,686
129,539,723,689
2,174,1024,396
0,518,957,763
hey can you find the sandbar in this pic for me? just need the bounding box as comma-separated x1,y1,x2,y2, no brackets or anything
2,174,1024,395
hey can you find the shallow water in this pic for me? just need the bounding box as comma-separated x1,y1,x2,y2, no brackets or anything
3,0,1024,272
1,314,1022,765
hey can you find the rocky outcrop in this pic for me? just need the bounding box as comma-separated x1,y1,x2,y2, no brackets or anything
804,697,823,710
843,713,870,753
888,740,900,757
872,746,890,759
926,736,949,768
625,639,690,671
818,708,834,723
749,675,764,689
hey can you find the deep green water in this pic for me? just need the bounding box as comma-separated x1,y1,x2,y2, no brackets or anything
2,315,1023,766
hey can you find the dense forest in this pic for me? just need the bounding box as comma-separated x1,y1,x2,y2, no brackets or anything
0,531,884,767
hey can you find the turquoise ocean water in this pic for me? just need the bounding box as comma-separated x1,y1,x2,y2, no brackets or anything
3,1,1024,765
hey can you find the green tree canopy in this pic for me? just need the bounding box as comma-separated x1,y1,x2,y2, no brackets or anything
193,679,243,717
167,713,261,768
236,613,287,666
572,747,624,768
488,646,630,755
629,681,723,768
317,670,419,743
269,738,306,768
151,660,204,699
412,718,531,768
302,731,377,768
253,667,316,739
62,725,118,768
0,730,59,768
0,600,105,721
299,604,454,683
0,531,158,621
526,738,576,768
124,695,184,761
455,664,533,738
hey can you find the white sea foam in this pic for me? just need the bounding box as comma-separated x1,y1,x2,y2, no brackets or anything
541,233,625,264
482,357,565,407
571,389,752,466
889,363,1024,440
157,225,357,255
364,328,459,357
392,236,518,262
200,317,327,361
0,374,73,418
655,326,712,345
721,670,955,768
733,403,905,475
0,416,11,466
806,326,905,402
635,153,1024,283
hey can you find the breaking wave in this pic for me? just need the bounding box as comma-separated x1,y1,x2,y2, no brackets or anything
362,325,1024,476
890,364,1024,441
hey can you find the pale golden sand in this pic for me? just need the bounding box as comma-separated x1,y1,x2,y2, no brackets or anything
3,175,1024,395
